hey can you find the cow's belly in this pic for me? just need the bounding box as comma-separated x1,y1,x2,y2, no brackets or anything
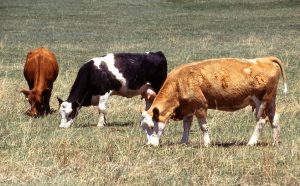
112,83,152,98
207,95,254,111
91,95,100,105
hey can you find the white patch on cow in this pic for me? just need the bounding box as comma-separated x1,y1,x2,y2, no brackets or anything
112,82,154,99
273,112,280,125
147,134,160,146
146,122,165,146
59,101,74,128
92,54,126,85
247,118,265,146
248,59,257,64
271,112,280,145
145,51,150,54
197,117,210,146
97,91,112,127
157,122,165,135
140,111,166,146
141,111,154,128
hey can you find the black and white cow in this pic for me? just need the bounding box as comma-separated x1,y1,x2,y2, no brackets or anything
57,51,168,128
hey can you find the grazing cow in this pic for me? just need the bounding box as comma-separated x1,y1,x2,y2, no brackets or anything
58,51,168,128
21,47,59,116
141,57,287,146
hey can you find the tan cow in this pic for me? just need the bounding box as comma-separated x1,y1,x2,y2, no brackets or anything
141,57,287,146
21,47,59,116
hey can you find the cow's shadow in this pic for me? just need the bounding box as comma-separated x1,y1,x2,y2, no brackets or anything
75,121,133,128
23,108,57,117
211,141,271,147
163,141,271,148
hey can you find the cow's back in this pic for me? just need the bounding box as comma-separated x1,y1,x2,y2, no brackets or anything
170,57,281,110
24,48,59,85
144,51,168,93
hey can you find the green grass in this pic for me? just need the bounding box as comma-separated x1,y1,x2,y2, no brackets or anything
0,0,299,185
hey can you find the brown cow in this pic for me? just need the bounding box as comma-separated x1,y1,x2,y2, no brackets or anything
141,57,287,146
21,47,59,116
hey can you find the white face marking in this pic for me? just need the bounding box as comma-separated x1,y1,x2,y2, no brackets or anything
140,111,166,146
92,54,126,85
146,134,160,146
141,111,154,128
59,101,74,128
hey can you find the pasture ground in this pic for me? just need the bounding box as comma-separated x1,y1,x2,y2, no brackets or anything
0,0,299,185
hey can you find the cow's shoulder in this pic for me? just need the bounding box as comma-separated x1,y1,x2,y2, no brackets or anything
85,58,123,93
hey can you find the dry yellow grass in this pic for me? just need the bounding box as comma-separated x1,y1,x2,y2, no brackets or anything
0,0,299,185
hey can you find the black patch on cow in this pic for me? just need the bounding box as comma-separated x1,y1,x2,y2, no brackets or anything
90,61,122,94
114,51,167,93
66,60,121,107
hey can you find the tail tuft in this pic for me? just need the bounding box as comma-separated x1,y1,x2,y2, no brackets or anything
284,83,288,94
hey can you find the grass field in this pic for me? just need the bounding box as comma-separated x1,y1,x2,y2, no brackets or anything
0,0,299,185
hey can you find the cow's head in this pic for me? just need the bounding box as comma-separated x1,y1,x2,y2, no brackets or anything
21,89,49,117
140,107,165,146
57,97,80,128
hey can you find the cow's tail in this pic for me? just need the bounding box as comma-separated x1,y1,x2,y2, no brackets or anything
270,57,287,94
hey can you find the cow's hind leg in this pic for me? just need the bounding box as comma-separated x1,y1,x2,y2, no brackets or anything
181,114,193,144
248,101,267,146
268,100,281,145
97,92,111,128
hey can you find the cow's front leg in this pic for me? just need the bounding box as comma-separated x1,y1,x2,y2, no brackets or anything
197,117,211,147
181,115,193,144
97,92,111,128
196,109,210,147
248,118,266,145
97,110,107,128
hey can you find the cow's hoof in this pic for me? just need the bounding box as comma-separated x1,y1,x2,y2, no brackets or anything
97,124,104,128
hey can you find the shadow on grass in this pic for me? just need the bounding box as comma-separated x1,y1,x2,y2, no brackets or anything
210,141,270,147
75,121,134,128
163,141,272,148
23,108,57,117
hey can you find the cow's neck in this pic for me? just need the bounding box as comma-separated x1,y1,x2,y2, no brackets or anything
67,82,90,106
149,81,179,123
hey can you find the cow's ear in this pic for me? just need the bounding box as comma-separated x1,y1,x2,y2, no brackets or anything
57,97,64,106
153,107,160,121
21,89,30,98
